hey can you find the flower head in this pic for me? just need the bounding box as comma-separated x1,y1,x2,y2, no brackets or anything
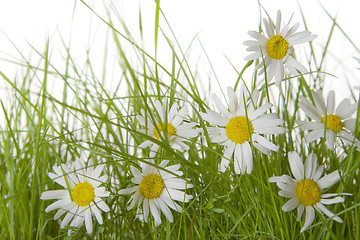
119,160,193,226
269,151,346,233
201,86,285,174
297,90,360,150
41,159,110,235
137,99,199,157
244,10,317,86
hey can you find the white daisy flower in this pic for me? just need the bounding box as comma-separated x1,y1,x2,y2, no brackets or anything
297,89,360,150
119,160,193,226
244,10,317,86
41,159,110,235
201,86,285,174
269,151,346,233
137,99,199,157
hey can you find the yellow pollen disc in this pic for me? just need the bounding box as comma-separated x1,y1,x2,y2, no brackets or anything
266,35,289,60
295,179,321,206
321,114,344,133
139,174,164,199
154,122,177,140
72,182,95,207
225,116,254,144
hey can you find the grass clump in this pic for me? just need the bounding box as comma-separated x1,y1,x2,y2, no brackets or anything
0,1,359,239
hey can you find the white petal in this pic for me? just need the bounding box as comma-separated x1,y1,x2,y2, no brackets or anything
312,165,324,182
248,30,268,43
54,209,66,220
252,141,270,155
252,117,284,129
61,210,76,228
95,197,110,212
317,171,340,189
149,200,161,226
326,130,336,150
336,100,357,119
300,206,315,233
45,198,70,213
91,204,103,225
279,190,296,198
315,202,343,223
288,151,304,181
320,196,344,205
275,10,281,35
138,140,153,149
326,90,335,114
143,198,149,222
119,186,138,195
305,129,324,143
212,94,231,118
233,144,243,174
164,179,193,190
243,142,253,174
264,17,274,38
249,103,273,120
297,204,305,221
274,60,285,87
201,110,229,126
84,209,93,234
282,198,299,212
244,51,263,61
254,126,285,135
298,96,322,121
312,89,327,115
167,188,190,202
296,121,323,130
41,190,69,200
156,198,174,223
252,134,279,153
305,153,317,179
269,176,284,183
287,31,316,45
343,119,357,132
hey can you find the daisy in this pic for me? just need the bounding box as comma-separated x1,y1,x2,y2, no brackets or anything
244,10,317,86
137,99,199,157
269,151,346,233
41,159,110,235
297,89,360,150
118,160,193,226
201,86,285,174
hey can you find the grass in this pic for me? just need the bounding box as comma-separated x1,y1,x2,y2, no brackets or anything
0,1,359,239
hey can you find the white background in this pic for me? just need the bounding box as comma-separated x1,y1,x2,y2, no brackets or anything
0,0,359,98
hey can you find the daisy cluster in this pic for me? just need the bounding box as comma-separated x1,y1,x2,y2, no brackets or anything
40,10,360,236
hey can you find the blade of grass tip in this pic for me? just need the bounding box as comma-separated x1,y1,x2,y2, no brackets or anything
298,3,335,88
297,4,319,75
0,99,17,239
154,0,161,98
233,60,254,91
30,38,49,236
139,4,149,118
0,100,21,154
316,19,336,82
319,1,360,55
158,10,207,105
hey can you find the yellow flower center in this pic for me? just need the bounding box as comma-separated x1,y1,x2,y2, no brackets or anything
154,122,176,140
225,116,254,144
321,114,344,133
295,179,321,206
266,35,289,60
139,174,164,199
72,182,95,207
